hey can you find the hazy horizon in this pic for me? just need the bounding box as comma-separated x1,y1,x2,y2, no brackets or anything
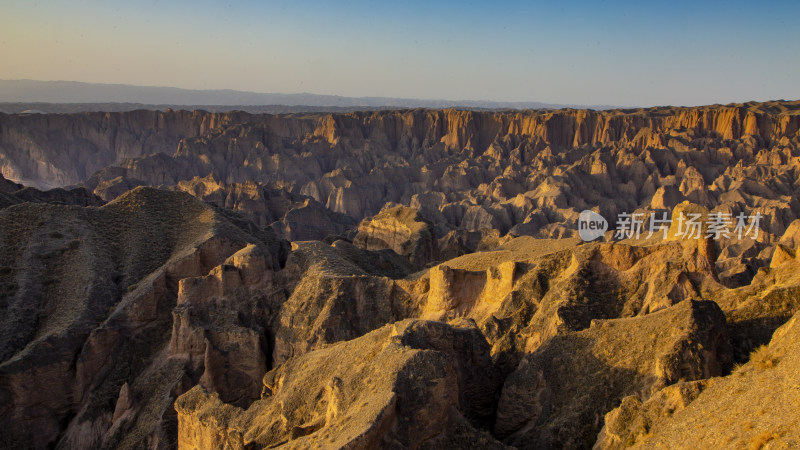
1,0,799,107
0,78,622,109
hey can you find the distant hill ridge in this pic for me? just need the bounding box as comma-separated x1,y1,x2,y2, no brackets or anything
0,79,616,110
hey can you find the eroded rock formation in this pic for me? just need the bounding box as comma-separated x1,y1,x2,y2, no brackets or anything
597,309,800,449
175,320,504,449
494,300,732,448
353,205,440,268
1,101,799,249
1,101,800,449
0,187,287,448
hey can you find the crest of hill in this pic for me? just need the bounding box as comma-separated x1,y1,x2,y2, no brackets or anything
0,172,102,209
99,187,286,275
0,186,286,358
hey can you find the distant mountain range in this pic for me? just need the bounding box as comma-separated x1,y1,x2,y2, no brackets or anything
0,79,616,112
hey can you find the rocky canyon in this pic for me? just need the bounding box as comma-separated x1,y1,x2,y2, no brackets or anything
0,100,799,449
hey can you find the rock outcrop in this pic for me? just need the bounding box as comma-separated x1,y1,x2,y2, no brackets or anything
269,240,417,366
495,300,732,449
353,205,440,268
596,310,800,449
169,244,281,406
414,236,726,374
175,319,505,449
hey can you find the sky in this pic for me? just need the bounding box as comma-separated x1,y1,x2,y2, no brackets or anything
0,0,798,107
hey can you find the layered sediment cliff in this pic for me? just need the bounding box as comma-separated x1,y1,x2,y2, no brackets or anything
2,102,798,248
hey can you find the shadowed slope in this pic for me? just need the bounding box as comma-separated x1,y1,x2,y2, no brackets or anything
0,187,287,449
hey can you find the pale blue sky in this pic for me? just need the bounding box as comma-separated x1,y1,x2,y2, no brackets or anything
1,0,797,106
